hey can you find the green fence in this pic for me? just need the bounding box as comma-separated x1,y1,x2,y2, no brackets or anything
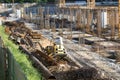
7,48,27,80
0,47,6,80
0,37,27,80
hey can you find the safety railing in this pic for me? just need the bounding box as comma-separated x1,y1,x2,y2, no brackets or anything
0,37,27,80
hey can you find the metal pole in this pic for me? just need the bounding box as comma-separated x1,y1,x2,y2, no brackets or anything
12,0,15,12
12,0,14,4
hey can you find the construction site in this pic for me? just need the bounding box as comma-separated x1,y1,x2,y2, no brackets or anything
1,0,120,80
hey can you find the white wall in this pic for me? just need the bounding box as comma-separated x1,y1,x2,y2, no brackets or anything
101,11,107,28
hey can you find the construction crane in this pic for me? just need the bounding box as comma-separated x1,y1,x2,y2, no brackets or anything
87,0,95,7
56,0,65,7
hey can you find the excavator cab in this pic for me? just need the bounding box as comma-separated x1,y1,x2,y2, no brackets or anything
45,36,67,59
54,43,66,58
53,37,66,58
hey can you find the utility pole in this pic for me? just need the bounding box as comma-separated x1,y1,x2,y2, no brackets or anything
12,0,14,3
12,0,15,12
12,0,14,7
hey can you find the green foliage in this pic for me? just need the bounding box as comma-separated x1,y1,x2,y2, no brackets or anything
0,26,42,80
0,0,48,3
47,0,55,2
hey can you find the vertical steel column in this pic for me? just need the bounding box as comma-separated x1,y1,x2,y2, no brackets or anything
70,8,72,40
39,7,44,29
76,8,81,30
97,10,101,37
61,8,64,37
111,10,115,40
86,9,92,33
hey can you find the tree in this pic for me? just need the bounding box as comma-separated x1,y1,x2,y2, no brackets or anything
0,0,49,3
47,0,55,2
4,0,11,3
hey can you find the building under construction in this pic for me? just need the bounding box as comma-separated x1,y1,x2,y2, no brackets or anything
1,0,120,80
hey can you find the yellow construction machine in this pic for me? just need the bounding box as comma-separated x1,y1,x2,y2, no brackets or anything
45,36,66,59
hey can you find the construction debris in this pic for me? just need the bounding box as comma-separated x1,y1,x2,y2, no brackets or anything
4,21,113,80
2,0,120,80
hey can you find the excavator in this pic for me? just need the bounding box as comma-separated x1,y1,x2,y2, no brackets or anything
45,36,67,60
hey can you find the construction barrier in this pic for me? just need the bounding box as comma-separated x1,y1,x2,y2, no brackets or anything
0,37,6,80
0,37,27,80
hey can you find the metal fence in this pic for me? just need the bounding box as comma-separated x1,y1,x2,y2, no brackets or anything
0,37,27,80
0,43,6,80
